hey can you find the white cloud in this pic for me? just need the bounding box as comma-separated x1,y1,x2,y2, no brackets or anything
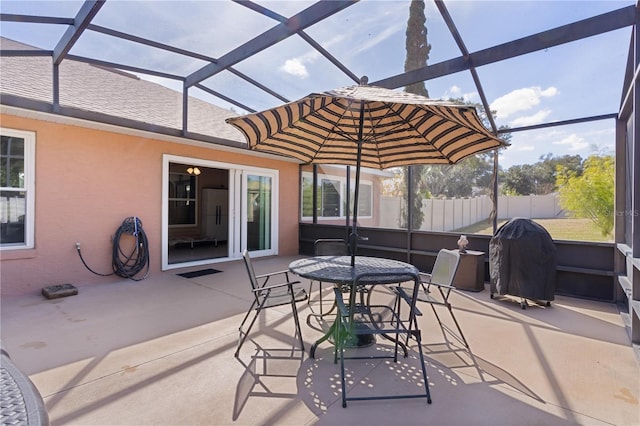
510,109,552,127
280,59,309,78
462,92,479,103
513,145,535,152
553,134,589,151
442,85,478,102
448,85,461,97
490,86,558,118
279,34,344,79
540,87,558,97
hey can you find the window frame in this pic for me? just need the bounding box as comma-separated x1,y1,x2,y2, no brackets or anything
0,127,35,250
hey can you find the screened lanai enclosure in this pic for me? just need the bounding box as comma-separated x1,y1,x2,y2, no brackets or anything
0,0,638,354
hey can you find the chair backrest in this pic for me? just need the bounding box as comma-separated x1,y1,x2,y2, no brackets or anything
314,239,350,256
242,249,260,291
430,249,461,286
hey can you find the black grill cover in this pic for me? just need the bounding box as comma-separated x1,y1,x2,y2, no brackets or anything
489,218,556,301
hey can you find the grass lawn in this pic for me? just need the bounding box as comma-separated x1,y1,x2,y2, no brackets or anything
453,218,612,242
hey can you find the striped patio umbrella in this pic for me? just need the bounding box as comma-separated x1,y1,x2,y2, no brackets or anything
226,80,507,265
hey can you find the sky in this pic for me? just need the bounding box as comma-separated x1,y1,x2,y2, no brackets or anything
0,0,634,168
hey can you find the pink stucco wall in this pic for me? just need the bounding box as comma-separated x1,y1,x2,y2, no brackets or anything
0,114,300,296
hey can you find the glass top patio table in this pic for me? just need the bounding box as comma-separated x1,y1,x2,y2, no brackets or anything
289,255,420,358
288,255,419,286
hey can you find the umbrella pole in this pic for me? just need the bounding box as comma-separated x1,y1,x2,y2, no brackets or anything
345,166,351,242
407,165,413,264
350,101,366,267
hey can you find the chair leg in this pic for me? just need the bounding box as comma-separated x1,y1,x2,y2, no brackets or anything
392,288,401,327
430,303,469,348
399,301,432,404
322,295,338,316
339,346,347,408
290,295,305,352
336,318,348,407
309,280,330,315
237,300,256,332
446,303,469,348
235,307,260,357
333,311,342,364
413,328,432,404
307,280,317,312
430,303,446,334
393,307,401,363
403,296,420,346
307,285,341,329
398,295,433,405
307,280,314,306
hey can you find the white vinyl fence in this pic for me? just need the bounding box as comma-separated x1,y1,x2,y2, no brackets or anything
378,194,565,231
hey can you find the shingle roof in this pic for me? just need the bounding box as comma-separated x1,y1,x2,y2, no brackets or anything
0,37,245,144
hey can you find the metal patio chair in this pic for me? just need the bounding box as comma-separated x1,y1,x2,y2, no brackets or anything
235,249,308,357
333,271,432,407
396,249,469,348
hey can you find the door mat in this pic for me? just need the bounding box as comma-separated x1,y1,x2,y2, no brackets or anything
177,268,222,279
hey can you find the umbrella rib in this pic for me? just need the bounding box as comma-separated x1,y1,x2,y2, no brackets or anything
305,97,362,164
361,104,386,169
379,104,494,166
364,103,441,168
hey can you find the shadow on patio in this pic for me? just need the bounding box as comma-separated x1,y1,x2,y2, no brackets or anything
1,255,638,425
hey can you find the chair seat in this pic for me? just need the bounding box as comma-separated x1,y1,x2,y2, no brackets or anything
339,301,398,330
397,286,445,306
259,287,308,309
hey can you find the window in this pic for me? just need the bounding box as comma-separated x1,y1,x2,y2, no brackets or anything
624,116,634,245
350,183,372,217
301,170,372,220
168,172,197,226
321,178,341,217
0,128,35,249
301,174,314,217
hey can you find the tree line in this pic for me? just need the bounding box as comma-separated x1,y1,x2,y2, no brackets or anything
411,150,614,238
400,0,613,237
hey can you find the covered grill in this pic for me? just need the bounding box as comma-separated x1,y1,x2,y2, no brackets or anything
489,218,556,308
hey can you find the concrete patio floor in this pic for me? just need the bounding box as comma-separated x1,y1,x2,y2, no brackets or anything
1,255,638,426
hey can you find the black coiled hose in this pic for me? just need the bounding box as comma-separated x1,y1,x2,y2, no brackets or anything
112,217,150,280
76,216,150,281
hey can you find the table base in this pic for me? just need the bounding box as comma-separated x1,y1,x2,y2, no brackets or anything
335,323,376,348
309,320,376,357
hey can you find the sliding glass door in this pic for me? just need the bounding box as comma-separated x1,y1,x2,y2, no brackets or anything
162,155,278,270
241,172,276,256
